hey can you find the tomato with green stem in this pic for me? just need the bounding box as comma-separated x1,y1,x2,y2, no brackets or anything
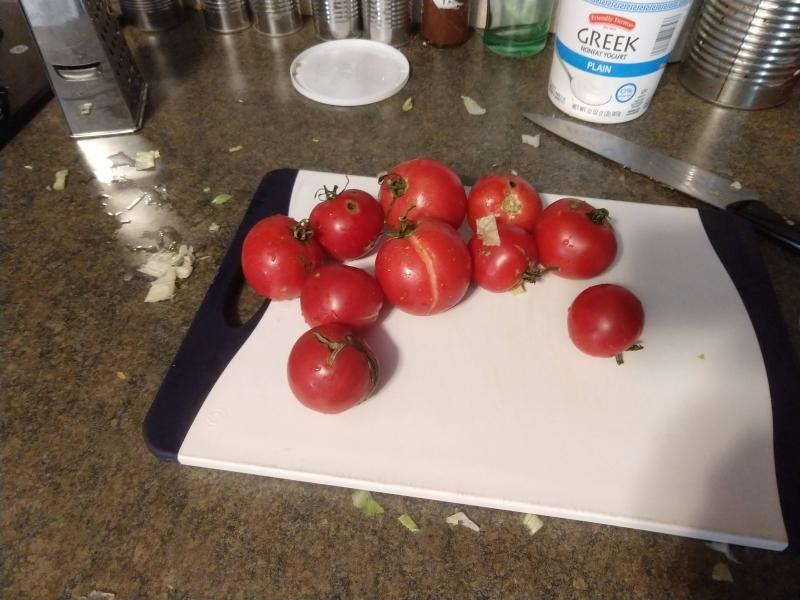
309,183,385,261
534,198,618,280
379,158,467,229
375,215,471,316
567,284,645,365
242,215,324,300
469,223,540,293
287,324,380,414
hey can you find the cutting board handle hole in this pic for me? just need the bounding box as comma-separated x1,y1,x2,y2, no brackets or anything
223,268,268,328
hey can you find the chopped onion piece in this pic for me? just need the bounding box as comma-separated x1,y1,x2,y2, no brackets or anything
212,193,234,205
730,181,742,190
712,562,733,582
52,170,68,190
398,513,419,531
80,103,92,115
461,96,486,115
203,187,211,192
24,165,33,170
522,513,543,535
209,222,220,232
446,511,480,532
145,280,175,303
706,541,739,563
476,214,501,246
522,134,540,148
135,151,158,171
509,284,526,296
351,490,384,516
229,145,243,153
402,97,414,112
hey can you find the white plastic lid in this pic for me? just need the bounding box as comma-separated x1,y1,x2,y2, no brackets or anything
290,40,410,107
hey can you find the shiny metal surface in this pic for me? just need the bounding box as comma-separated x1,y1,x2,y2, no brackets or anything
19,0,147,138
678,0,800,109
119,0,185,31
311,0,361,40
523,112,760,208
361,0,413,47
203,0,253,32
251,0,303,36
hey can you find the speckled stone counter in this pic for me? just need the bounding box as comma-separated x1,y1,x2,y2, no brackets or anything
2,13,800,600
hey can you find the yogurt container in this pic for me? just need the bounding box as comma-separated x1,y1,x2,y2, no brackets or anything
548,0,692,123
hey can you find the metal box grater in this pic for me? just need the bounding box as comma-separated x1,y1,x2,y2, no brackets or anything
19,0,147,138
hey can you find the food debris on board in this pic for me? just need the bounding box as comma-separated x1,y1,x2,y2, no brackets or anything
461,96,486,115
698,353,705,360
203,187,211,192
522,133,540,148
522,513,544,535
706,541,739,563
573,577,589,591
139,245,195,303
52,169,68,190
229,145,243,153
446,511,480,532
116,371,127,380
398,513,419,531
209,222,220,232
712,562,734,582
475,214,501,246
24,165,33,170
402,97,414,112
211,193,234,205
730,181,742,190
351,490,384,516
80,102,92,115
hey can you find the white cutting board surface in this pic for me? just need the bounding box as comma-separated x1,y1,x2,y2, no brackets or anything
179,171,787,550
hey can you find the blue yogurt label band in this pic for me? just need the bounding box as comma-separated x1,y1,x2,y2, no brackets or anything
556,38,669,78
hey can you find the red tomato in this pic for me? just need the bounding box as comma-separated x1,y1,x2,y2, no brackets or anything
467,174,543,233
309,186,385,260
375,218,471,316
567,284,645,364
241,215,324,300
379,158,467,229
287,324,380,414
534,198,618,279
300,264,384,330
469,224,539,293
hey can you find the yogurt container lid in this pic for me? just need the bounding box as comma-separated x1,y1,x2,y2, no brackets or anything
290,40,410,107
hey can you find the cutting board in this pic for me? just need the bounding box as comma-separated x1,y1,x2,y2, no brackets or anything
143,169,800,551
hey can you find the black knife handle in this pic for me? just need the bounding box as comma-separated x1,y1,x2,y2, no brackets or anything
726,200,800,254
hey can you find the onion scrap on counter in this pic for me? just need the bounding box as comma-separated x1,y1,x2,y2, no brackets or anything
138,244,195,303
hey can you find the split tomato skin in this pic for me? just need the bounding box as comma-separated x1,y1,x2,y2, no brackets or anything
467,174,543,233
469,224,539,293
241,215,324,300
287,324,380,414
379,158,467,229
300,264,384,330
309,188,385,261
567,284,645,359
534,198,618,280
375,218,472,316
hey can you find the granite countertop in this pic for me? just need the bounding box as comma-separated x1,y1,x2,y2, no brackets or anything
2,12,800,600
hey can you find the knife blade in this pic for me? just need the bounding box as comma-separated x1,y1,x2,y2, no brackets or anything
523,112,800,253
